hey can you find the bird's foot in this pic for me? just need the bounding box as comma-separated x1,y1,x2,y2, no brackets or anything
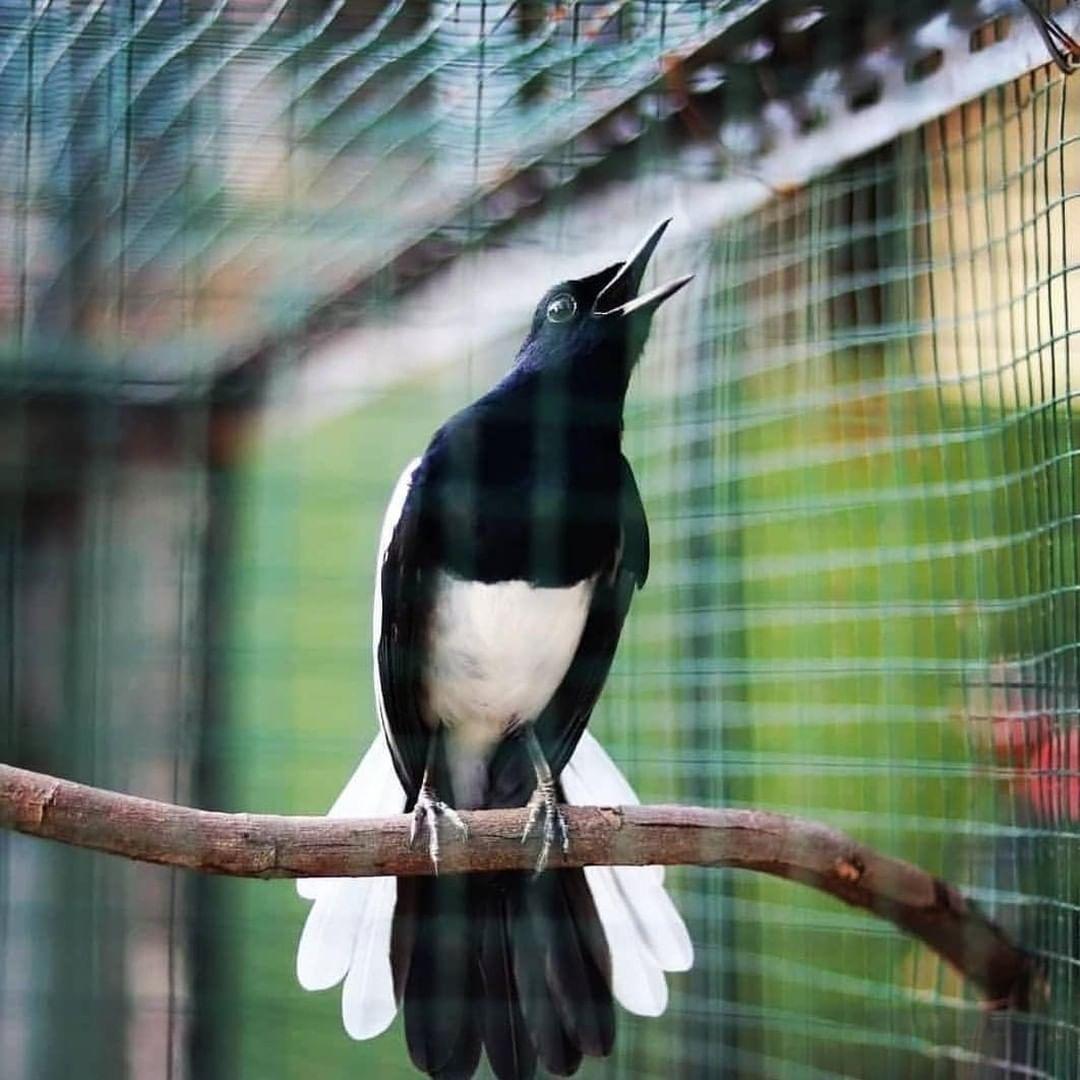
521,782,569,876
410,786,468,873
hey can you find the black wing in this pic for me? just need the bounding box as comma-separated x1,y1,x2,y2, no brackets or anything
376,465,433,804
537,454,648,778
488,455,649,805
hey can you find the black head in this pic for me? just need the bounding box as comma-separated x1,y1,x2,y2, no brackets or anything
517,219,693,394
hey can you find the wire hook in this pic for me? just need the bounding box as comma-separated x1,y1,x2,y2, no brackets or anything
1020,0,1080,74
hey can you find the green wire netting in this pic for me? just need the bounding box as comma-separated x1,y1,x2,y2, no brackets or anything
2,2,1079,1079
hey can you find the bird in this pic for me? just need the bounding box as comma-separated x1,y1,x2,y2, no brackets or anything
296,219,694,1079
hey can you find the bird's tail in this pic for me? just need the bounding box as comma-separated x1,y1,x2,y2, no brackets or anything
296,732,693,1075
391,866,612,1079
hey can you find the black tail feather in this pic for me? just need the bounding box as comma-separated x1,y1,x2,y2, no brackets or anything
431,960,483,1080
526,869,614,1058
509,881,584,1077
390,873,420,1004
393,869,614,1079
480,882,538,1080
396,876,476,1076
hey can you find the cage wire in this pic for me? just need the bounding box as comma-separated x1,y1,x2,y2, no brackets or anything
2,0,1080,1078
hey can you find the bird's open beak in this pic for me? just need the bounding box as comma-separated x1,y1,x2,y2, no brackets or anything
592,218,693,318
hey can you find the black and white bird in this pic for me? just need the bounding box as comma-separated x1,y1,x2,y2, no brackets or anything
296,220,694,1079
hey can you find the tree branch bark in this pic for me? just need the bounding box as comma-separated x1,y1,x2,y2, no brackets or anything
0,761,1038,1011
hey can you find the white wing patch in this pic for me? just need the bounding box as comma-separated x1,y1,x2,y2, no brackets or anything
372,458,423,751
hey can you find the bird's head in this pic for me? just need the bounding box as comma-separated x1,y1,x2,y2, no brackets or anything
518,219,692,397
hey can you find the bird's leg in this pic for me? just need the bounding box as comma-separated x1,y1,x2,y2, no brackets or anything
520,728,570,875
409,745,468,873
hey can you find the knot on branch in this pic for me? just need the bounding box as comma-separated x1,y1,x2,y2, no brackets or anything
834,855,865,884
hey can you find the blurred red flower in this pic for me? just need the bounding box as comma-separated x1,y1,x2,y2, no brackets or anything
965,660,1077,822
1024,727,1080,824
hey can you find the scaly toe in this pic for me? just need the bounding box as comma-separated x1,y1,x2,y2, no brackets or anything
532,815,553,875
409,805,425,849
444,805,470,840
557,808,570,854
521,803,542,845
533,841,552,876
427,823,441,873
524,800,570,876
409,792,471,875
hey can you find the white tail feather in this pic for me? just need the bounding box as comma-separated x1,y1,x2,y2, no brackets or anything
295,735,404,1002
296,734,405,901
600,864,693,973
564,732,694,1014
584,864,669,1016
561,729,641,806
297,878,368,990
341,875,397,1039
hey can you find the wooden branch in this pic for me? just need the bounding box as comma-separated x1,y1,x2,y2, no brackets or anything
1,762,1039,1011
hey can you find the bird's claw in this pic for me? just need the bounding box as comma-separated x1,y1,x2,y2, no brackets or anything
410,787,468,873
521,784,569,876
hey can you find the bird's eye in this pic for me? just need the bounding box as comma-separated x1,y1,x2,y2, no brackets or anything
546,293,577,324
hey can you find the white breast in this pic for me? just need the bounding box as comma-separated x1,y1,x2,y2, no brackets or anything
423,570,595,752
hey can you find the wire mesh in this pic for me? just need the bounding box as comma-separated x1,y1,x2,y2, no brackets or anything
0,0,763,375
2,2,1080,1079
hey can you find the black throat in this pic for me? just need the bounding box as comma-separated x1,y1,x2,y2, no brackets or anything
414,363,629,587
